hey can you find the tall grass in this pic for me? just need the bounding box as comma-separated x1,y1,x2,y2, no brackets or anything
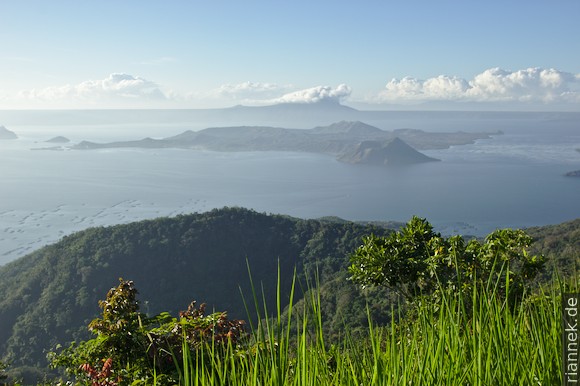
174,270,568,385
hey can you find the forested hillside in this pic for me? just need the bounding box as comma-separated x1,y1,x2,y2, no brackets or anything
0,207,392,374
0,208,578,381
527,218,580,276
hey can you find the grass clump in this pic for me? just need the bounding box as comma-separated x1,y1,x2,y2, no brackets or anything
171,273,566,385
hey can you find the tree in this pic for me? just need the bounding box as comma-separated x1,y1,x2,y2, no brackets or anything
348,216,545,307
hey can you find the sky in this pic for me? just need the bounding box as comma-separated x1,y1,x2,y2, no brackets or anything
0,1,579,110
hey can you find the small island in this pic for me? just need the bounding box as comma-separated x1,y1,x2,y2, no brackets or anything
564,149,580,176
46,136,70,144
0,125,17,140
31,136,72,151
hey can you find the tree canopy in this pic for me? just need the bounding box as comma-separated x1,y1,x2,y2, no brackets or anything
348,216,545,307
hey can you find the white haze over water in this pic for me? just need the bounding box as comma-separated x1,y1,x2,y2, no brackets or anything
0,111,579,265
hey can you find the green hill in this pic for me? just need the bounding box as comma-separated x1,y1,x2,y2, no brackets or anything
0,208,578,382
0,207,393,375
527,218,580,281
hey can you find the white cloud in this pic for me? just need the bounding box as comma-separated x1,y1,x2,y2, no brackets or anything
10,75,352,109
17,73,168,107
268,84,352,104
377,67,580,105
466,67,579,102
201,83,352,106
8,68,577,110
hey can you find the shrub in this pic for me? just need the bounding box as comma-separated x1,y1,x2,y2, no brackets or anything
50,278,245,385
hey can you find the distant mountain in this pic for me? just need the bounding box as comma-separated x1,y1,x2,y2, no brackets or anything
183,100,361,128
229,100,358,115
0,125,17,139
338,137,440,165
71,121,496,166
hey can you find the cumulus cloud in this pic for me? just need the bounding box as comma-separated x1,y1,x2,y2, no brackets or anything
466,67,579,102
378,67,580,105
18,73,167,106
268,84,352,104
202,83,352,106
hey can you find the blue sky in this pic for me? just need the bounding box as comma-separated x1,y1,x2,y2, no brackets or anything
1,1,579,110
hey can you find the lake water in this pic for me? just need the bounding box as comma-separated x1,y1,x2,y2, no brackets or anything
1,111,579,265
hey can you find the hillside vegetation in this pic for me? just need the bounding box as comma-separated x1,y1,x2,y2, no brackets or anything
0,208,578,383
0,208,393,376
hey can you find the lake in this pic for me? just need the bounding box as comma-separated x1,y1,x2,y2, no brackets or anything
1,110,579,265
